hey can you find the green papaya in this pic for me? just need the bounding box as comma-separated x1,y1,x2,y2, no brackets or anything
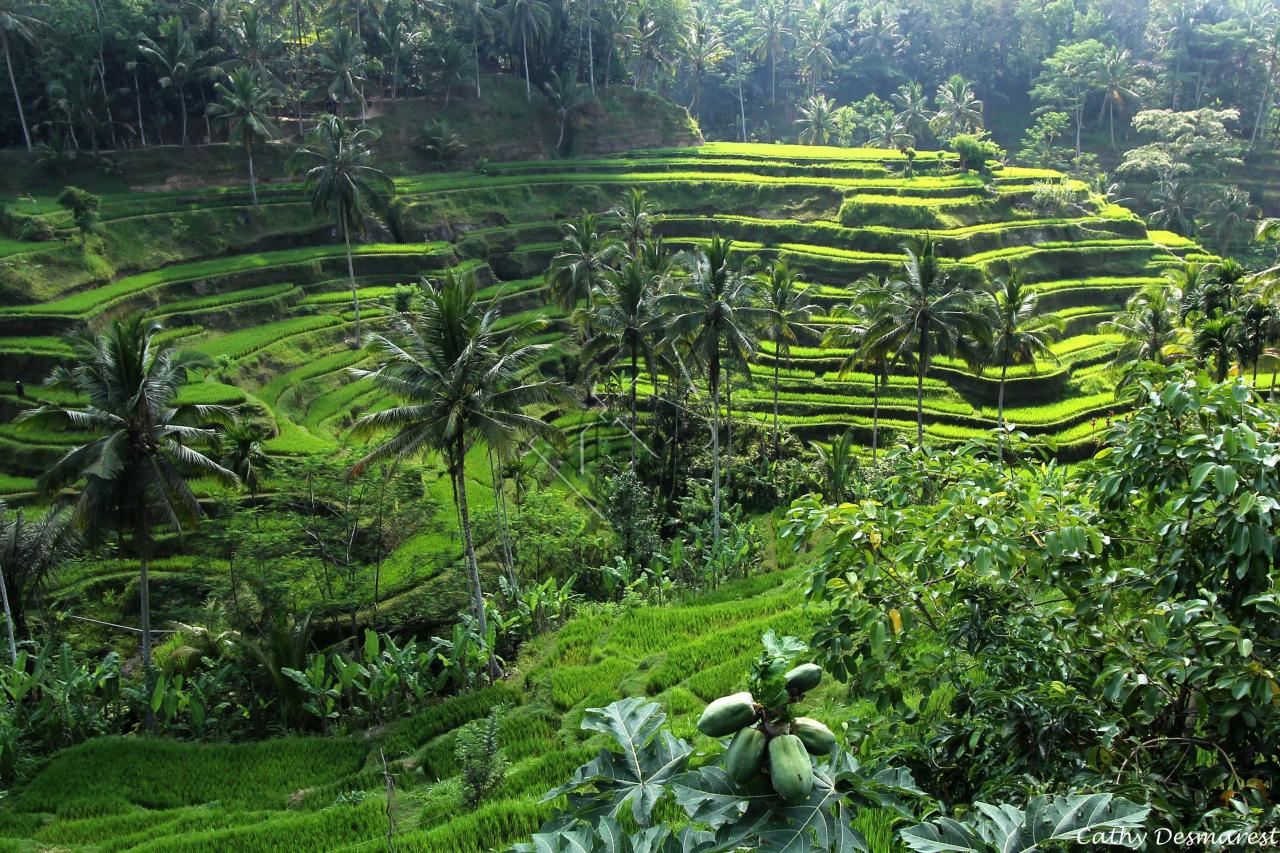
768,734,814,803
792,717,837,755
696,691,757,737
784,663,822,695
723,726,768,783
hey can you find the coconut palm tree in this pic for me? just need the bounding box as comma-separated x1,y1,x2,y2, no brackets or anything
0,502,75,664
547,212,622,332
543,70,592,150
930,74,983,139
824,275,895,463
860,235,989,447
349,268,564,681
208,68,280,205
457,0,501,97
755,259,812,458
979,270,1063,462
658,236,764,544
1240,291,1279,385
1,0,44,152
217,421,271,499
796,92,837,144
867,113,913,149
1091,45,1140,148
18,316,237,731
138,17,198,146
291,114,394,345
1149,171,1198,236
317,29,368,122
1193,311,1243,382
748,0,790,107
891,80,931,142
609,188,657,254
795,7,835,95
1198,187,1257,254
505,0,550,101
583,258,660,467
1102,282,1187,382
679,6,729,115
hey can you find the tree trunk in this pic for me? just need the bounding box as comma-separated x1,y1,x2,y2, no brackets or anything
522,25,531,101
344,216,361,345
738,75,747,142
772,354,781,459
179,85,189,147
455,440,499,682
586,0,595,94
139,514,156,734
871,370,880,463
709,352,721,546
201,88,213,143
246,140,258,205
294,0,305,137
724,368,732,496
629,341,639,469
475,39,483,98
915,345,926,448
134,72,148,146
0,562,16,666
3,33,32,153
997,361,1008,464
490,450,517,589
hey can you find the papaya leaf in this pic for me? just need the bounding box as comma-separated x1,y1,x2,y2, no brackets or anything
901,793,1150,853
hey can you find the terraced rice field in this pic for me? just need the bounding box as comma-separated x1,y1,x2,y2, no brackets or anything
0,142,1209,497
0,141,1213,850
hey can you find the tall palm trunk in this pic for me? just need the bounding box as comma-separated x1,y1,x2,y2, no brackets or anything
997,361,1008,464
871,370,880,464
179,85,189,147
709,352,721,545
586,0,595,94
724,368,732,496
772,354,781,459
474,37,483,97
629,341,639,468
738,75,747,142
2,31,32,153
293,0,305,137
489,450,516,589
915,329,928,448
139,513,156,734
343,216,362,345
245,138,258,205
134,71,148,146
0,562,16,665
522,25,531,101
454,440,499,681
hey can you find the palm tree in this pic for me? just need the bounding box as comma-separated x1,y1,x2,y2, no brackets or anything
812,429,858,503
1198,187,1257,254
505,0,551,101
1,0,44,152
1193,311,1243,382
543,70,592,150
547,212,622,331
208,69,280,205
659,236,763,544
824,275,895,463
457,0,501,98
139,17,198,146
349,268,564,681
755,260,812,458
291,114,394,345
317,29,368,122
979,270,1063,463
867,113,913,149
860,236,989,447
0,502,75,664
217,421,271,499
584,258,659,467
679,6,728,115
1091,45,1140,148
609,188,657,254
930,74,983,139
1102,282,1187,382
1240,291,1279,385
1149,171,1198,236
796,92,837,144
795,8,835,95
18,316,237,731
1171,261,1219,323
891,80,931,142
748,0,790,107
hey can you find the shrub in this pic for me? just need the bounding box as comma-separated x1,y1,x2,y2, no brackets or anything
456,704,509,809
17,217,55,242
950,133,1004,173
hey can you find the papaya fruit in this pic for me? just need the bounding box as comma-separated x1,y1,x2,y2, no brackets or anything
723,726,768,783
768,734,814,803
696,691,757,737
792,717,837,755
784,663,822,694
